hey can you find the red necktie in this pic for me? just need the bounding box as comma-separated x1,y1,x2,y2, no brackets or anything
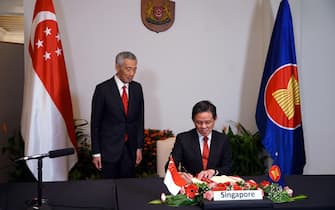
122,85,128,116
122,85,128,141
202,136,209,170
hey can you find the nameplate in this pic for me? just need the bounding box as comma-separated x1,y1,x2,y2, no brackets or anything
213,190,263,201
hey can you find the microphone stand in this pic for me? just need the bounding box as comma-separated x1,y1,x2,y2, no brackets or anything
27,157,52,210
37,158,43,207
18,148,74,210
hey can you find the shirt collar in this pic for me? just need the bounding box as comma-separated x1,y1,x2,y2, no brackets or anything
196,131,212,141
114,75,128,90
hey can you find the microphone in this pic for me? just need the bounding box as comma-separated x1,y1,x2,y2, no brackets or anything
16,148,75,162
49,148,75,158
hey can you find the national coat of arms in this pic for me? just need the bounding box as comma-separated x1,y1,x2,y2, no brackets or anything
141,0,175,33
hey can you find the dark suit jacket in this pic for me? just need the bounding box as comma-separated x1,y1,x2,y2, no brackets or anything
170,128,232,176
91,76,144,162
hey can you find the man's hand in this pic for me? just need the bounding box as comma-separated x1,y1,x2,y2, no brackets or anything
92,156,102,170
197,169,216,180
135,148,142,165
179,172,194,184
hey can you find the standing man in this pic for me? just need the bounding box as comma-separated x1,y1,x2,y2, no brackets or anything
91,51,144,178
170,100,232,182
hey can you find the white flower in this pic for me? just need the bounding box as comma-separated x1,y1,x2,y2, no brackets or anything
284,186,293,197
160,193,166,202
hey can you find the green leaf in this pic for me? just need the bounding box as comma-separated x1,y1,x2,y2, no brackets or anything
225,122,267,175
164,194,198,207
291,195,308,201
148,200,162,204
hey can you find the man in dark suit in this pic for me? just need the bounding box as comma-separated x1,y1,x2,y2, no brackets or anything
91,51,144,178
170,100,232,182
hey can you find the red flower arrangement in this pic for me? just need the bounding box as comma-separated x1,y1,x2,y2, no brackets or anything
149,176,307,207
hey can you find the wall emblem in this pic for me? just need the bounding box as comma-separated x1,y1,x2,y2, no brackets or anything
141,0,175,33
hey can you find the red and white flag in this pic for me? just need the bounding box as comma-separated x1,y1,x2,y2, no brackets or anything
164,156,187,195
21,0,77,181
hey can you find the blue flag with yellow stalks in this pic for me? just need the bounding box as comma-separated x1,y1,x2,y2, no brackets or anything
256,0,306,176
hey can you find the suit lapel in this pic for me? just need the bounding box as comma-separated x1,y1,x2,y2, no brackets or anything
208,132,218,168
111,77,127,117
190,129,203,170
127,82,134,117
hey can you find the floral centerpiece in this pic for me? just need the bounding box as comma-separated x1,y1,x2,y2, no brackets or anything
150,176,307,207
149,159,307,207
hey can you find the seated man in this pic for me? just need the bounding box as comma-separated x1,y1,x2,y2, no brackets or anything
167,100,232,183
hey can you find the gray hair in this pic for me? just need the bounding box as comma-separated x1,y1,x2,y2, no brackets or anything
115,51,137,66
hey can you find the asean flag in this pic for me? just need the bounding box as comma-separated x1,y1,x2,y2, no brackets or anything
21,0,77,181
255,0,306,175
164,156,187,195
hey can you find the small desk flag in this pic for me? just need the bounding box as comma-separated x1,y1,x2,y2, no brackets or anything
164,156,187,195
